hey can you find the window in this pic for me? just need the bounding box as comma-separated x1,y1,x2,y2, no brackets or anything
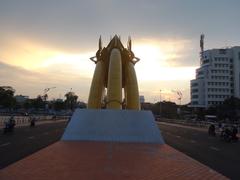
192,95,198,99
192,89,198,93
203,59,209,64
192,83,198,87
219,49,226,54
192,101,198,105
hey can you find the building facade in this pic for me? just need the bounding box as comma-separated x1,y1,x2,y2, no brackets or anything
139,95,145,103
190,46,240,108
15,95,29,104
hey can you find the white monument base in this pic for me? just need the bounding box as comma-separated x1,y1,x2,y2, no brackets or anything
61,109,164,144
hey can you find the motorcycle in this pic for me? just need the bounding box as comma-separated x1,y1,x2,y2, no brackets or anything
208,124,216,136
30,118,36,127
30,120,35,127
3,121,15,134
220,128,238,142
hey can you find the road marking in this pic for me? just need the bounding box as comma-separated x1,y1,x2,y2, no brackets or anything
190,140,196,143
28,136,35,139
210,146,220,151
176,135,181,138
0,142,11,147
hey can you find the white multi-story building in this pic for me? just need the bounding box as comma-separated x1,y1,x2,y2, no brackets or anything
190,46,240,108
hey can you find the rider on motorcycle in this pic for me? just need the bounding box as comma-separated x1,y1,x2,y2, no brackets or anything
208,123,216,136
4,115,16,133
30,116,36,127
231,125,238,141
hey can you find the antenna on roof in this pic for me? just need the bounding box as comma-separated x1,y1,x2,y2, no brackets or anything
200,34,204,60
98,35,102,51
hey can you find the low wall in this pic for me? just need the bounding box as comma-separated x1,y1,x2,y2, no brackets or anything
0,115,69,127
157,117,240,131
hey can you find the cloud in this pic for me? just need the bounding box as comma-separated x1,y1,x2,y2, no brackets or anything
138,80,191,104
0,61,92,101
1,0,239,54
133,38,197,67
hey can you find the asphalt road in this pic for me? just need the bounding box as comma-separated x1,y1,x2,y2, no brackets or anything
158,122,240,180
0,121,67,169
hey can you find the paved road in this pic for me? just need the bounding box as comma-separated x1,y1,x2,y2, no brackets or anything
0,121,67,169
158,122,240,180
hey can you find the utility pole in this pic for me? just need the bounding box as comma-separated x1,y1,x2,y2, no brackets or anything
171,90,182,105
159,89,162,116
43,87,56,112
43,87,56,101
172,90,183,117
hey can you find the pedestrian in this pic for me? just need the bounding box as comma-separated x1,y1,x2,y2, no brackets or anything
232,125,238,141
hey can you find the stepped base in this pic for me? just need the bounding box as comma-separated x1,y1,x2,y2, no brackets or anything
62,109,164,144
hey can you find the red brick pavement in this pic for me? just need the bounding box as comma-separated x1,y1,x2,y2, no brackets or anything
0,141,228,180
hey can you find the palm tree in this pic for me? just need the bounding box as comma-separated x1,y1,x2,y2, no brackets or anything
64,92,78,110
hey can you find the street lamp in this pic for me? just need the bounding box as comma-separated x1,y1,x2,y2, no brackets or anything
159,90,162,116
171,90,183,117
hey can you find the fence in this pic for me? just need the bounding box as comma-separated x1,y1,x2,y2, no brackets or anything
0,115,69,127
157,117,240,132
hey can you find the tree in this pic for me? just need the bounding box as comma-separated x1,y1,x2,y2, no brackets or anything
64,92,78,110
216,97,240,122
0,86,16,109
150,101,178,119
161,101,178,118
52,100,65,111
204,97,240,122
23,99,32,110
32,95,45,110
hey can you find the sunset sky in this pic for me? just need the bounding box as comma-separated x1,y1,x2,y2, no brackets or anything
0,0,240,104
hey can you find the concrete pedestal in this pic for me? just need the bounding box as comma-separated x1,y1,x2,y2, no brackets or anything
62,109,164,144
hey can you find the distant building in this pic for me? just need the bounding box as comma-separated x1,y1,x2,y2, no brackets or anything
139,95,145,103
55,98,64,102
141,102,152,110
190,46,240,108
15,95,29,104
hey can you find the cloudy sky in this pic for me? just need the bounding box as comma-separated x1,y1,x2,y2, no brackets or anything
0,0,240,104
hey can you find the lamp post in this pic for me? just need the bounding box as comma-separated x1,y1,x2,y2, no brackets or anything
172,90,183,117
159,90,162,116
